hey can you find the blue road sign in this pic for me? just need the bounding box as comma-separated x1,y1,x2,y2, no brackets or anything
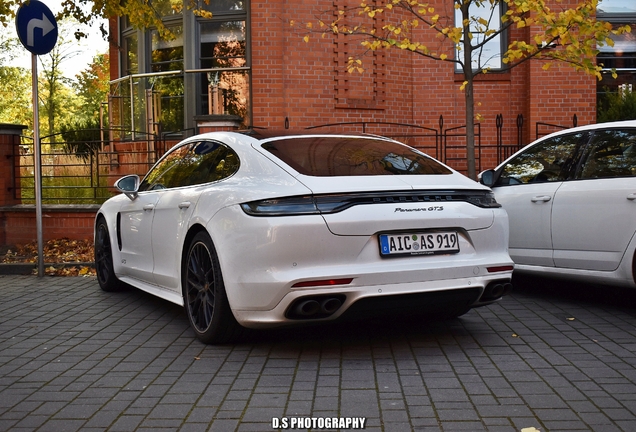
16,0,58,55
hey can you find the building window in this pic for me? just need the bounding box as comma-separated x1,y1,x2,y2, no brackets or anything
598,0,636,14
113,0,251,135
597,0,636,103
150,25,185,133
123,33,138,75
151,0,182,17
151,26,184,72
195,0,250,124
597,27,636,72
198,20,249,118
200,0,245,12
455,2,503,71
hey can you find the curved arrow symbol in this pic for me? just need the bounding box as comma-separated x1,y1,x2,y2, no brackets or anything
26,14,55,47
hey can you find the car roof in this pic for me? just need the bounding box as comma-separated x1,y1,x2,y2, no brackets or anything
236,129,395,141
494,119,636,170
536,119,636,142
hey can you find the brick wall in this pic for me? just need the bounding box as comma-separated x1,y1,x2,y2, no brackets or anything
0,206,98,246
0,125,25,208
105,0,597,171
250,0,596,169
1,0,598,248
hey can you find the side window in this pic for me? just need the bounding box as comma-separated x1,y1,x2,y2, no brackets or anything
496,132,586,186
138,140,240,191
179,141,240,186
578,129,636,179
138,144,191,191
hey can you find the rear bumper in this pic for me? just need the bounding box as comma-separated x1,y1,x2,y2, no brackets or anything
209,205,513,327
232,273,513,328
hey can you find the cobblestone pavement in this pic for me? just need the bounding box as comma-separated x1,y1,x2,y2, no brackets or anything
1,274,636,432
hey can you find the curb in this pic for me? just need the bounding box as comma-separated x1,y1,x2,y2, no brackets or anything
0,262,95,275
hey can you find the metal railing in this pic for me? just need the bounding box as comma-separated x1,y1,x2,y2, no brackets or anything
8,115,578,204
306,121,441,159
12,128,191,204
536,114,578,139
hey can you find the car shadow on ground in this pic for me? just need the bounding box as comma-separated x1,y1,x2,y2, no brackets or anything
236,303,486,347
114,275,636,347
240,275,636,346
511,273,636,311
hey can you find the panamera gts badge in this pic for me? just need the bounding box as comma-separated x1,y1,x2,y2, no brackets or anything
394,206,444,212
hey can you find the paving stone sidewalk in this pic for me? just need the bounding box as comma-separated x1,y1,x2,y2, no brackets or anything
1,274,636,431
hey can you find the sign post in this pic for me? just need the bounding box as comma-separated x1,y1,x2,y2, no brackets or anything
16,1,58,277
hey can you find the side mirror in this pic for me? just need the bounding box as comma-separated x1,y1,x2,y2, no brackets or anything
115,175,140,200
479,169,496,187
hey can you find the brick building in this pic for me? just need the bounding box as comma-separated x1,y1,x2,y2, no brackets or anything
1,0,634,249
1,0,635,249
105,0,635,173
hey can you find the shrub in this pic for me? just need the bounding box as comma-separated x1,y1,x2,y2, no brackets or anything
597,88,636,123
59,119,104,161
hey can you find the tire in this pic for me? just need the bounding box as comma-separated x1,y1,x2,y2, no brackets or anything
182,231,243,344
94,217,126,292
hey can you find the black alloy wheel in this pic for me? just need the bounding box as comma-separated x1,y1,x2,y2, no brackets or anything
183,231,242,344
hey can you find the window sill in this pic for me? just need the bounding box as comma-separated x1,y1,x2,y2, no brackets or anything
454,72,511,82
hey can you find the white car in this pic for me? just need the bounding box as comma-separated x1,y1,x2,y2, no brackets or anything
95,131,513,343
481,120,636,288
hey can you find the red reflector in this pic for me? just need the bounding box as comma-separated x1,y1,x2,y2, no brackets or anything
487,265,514,273
292,278,353,288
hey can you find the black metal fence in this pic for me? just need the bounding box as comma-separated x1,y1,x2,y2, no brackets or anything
11,115,577,204
308,114,517,173
12,128,195,204
536,114,578,139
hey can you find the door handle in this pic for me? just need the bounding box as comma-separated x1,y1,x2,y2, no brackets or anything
531,195,552,202
143,204,155,211
178,201,191,209
628,193,636,201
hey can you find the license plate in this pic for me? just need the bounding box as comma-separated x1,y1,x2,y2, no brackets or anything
379,231,460,257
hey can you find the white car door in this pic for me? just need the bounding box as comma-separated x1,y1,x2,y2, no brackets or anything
552,128,636,271
492,131,588,267
151,187,198,290
118,191,161,282
493,182,561,266
150,140,241,291
118,142,193,286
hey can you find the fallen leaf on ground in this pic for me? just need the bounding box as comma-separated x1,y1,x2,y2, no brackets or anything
2,238,96,277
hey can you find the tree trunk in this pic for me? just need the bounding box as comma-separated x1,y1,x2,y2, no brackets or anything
464,77,476,180
461,2,476,181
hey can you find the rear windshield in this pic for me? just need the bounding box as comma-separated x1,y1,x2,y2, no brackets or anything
261,136,452,176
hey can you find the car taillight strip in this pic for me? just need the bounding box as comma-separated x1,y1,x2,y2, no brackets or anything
487,265,515,273
241,190,500,216
292,278,354,288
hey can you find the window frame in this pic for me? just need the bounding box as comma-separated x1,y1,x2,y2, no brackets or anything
193,6,251,121
494,132,590,186
138,139,241,191
454,1,506,72
596,3,636,99
576,128,636,180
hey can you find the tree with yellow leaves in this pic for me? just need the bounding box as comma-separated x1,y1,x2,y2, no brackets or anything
296,0,630,179
0,0,211,40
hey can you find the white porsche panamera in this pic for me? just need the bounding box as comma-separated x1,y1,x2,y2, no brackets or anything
95,131,513,344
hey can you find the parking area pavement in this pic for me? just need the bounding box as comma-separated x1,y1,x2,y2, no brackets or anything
1,274,636,431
